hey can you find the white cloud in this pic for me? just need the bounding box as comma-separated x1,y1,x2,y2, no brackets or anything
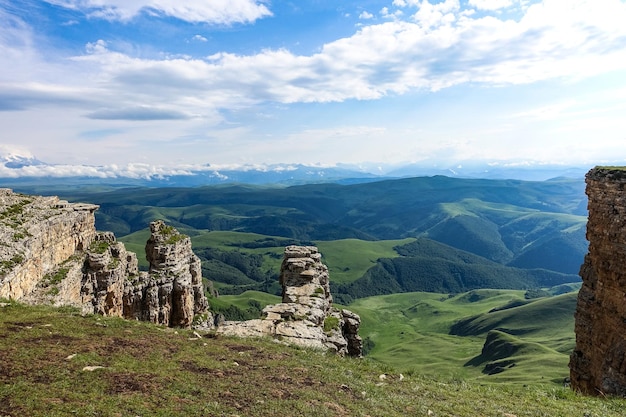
3,0,626,120
468,0,514,11
381,7,404,19
0,161,196,179
43,0,272,24
192,34,208,42
359,11,374,19
2,0,626,169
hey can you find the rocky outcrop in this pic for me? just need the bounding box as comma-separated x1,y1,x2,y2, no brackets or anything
0,189,97,301
122,220,209,327
217,246,362,356
82,222,209,327
570,168,626,396
0,189,208,328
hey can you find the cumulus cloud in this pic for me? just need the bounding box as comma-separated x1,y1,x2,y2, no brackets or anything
468,0,514,11
4,0,626,125
359,11,374,19
42,0,272,24
192,34,208,42
0,162,195,179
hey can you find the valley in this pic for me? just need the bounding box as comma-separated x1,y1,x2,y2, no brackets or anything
6,174,588,387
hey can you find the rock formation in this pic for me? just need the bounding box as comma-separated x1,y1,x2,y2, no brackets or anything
1,189,361,353
570,167,626,396
0,189,97,301
0,189,208,328
217,246,362,356
122,220,208,327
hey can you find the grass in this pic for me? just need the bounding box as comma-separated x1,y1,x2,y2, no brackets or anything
1,301,626,417
349,290,576,385
316,238,415,284
217,290,281,310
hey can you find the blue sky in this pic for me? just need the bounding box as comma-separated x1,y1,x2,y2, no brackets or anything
1,0,626,178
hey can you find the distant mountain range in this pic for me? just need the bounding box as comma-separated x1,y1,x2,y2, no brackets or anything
0,149,591,186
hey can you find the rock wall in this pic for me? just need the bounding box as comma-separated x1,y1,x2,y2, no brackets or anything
0,189,97,300
570,168,626,396
0,189,208,328
82,222,209,327
217,246,362,356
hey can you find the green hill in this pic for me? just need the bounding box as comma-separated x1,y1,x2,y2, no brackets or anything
57,175,586,276
349,289,578,384
336,239,579,301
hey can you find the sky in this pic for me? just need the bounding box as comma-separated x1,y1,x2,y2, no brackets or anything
1,0,626,178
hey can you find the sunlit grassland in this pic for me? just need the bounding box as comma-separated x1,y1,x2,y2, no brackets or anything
316,238,415,284
349,290,576,385
119,229,415,286
2,301,625,417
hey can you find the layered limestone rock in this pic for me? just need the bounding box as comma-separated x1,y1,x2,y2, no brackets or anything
570,168,626,396
122,220,209,327
217,246,362,356
81,231,138,317
0,189,208,328
0,189,97,301
82,222,209,327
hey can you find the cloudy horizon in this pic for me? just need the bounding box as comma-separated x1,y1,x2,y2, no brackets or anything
2,0,626,178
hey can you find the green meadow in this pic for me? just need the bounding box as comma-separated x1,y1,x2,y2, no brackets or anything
217,288,578,387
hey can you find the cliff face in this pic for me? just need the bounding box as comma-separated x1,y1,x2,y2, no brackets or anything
217,246,362,357
0,189,208,328
0,189,97,300
570,168,626,396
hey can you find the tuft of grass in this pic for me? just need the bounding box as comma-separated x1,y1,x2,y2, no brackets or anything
89,240,110,254
43,268,70,286
0,253,25,274
1,302,625,417
323,316,340,332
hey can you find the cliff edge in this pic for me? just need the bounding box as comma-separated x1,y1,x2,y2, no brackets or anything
1,189,360,355
0,189,208,328
570,168,626,396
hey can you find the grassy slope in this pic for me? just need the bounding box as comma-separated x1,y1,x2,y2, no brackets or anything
316,238,415,283
349,290,576,385
119,230,415,286
2,302,625,417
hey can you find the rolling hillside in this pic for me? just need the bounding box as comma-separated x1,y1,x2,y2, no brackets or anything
13,175,587,297
350,290,577,384
216,288,579,385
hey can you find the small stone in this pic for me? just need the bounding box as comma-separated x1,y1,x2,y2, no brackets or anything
82,366,105,372
65,353,77,360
